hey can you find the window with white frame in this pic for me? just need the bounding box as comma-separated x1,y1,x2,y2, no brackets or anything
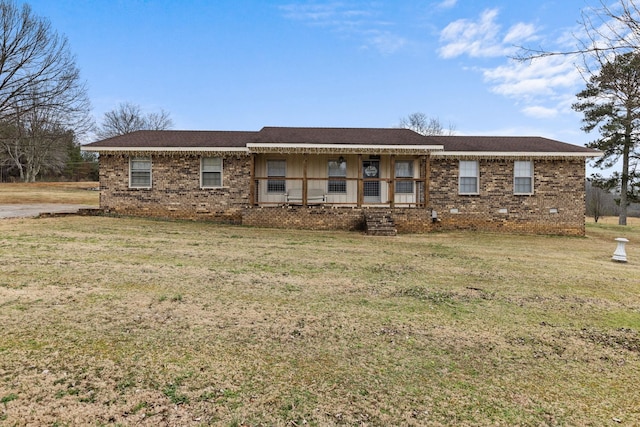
130,157,152,188
328,159,347,193
395,160,414,193
514,160,533,194
267,159,286,193
201,157,222,188
459,160,479,195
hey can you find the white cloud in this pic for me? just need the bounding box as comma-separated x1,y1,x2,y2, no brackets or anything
438,8,587,120
483,54,582,100
438,9,540,59
503,22,537,44
364,30,408,54
438,0,457,9
522,106,558,119
279,2,406,54
279,3,369,24
438,9,504,58
482,54,584,121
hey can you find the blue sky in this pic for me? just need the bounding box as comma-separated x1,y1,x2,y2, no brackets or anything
27,0,596,147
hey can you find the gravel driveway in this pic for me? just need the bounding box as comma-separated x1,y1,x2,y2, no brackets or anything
0,204,99,219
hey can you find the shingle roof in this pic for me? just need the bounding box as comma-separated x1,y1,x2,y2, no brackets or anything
81,127,601,156
428,135,598,153
253,127,429,145
83,130,256,148
83,127,430,149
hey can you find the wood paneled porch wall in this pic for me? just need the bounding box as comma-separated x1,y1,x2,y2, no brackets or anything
250,153,431,208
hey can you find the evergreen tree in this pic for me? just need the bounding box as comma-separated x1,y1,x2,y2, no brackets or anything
573,51,640,225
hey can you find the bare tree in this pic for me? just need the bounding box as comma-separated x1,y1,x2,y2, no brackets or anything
0,99,80,182
0,1,92,182
145,109,173,131
96,102,174,139
97,103,145,138
0,2,89,121
398,112,455,136
586,178,619,222
516,0,640,62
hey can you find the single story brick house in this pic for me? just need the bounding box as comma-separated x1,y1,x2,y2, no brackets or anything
81,126,601,235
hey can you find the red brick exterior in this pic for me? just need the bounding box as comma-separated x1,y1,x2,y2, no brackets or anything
97,153,587,235
98,153,251,223
429,158,587,235
242,207,433,232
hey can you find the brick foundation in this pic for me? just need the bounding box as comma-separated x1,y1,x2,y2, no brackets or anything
242,206,365,231
242,207,433,233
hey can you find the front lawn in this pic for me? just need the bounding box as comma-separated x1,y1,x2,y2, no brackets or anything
0,215,638,425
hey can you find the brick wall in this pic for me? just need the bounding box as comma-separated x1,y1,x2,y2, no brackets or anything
99,153,251,223
242,206,365,231
392,209,433,233
98,154,587,235
242,206,433,232
429,158,587,235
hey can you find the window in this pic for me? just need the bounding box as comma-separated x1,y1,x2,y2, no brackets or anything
395,160,414,194
201,157,222,188
130,157,151,188
267,159,286,193
459,160,479,194
328,159,347,193
514,161,533,194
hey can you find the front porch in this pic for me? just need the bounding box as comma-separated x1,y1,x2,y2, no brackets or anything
248,153,433,209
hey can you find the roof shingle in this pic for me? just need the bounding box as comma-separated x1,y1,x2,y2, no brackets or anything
82,127,600,156
253,127,429,145
83,130,256,148
428,135,597,153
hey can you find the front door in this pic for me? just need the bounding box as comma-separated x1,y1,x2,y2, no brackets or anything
363,160,380,203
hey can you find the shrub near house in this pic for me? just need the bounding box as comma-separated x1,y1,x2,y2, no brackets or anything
82,127,601,235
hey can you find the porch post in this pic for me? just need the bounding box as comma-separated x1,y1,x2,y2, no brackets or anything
302,154,308,207
357,154,363,207
389,155,396,208
249,153,256,206
423,154,430,209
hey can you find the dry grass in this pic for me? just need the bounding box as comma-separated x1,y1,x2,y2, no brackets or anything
0,211,638,425
0,182,99,204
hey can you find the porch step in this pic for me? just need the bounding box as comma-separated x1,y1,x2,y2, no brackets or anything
365,210,397,236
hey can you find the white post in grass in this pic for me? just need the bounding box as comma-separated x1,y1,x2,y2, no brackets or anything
612,238,629,263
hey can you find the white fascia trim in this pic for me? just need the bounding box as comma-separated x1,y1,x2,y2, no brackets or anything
433,151,603,157
80,146,250,153
246,143,444,151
